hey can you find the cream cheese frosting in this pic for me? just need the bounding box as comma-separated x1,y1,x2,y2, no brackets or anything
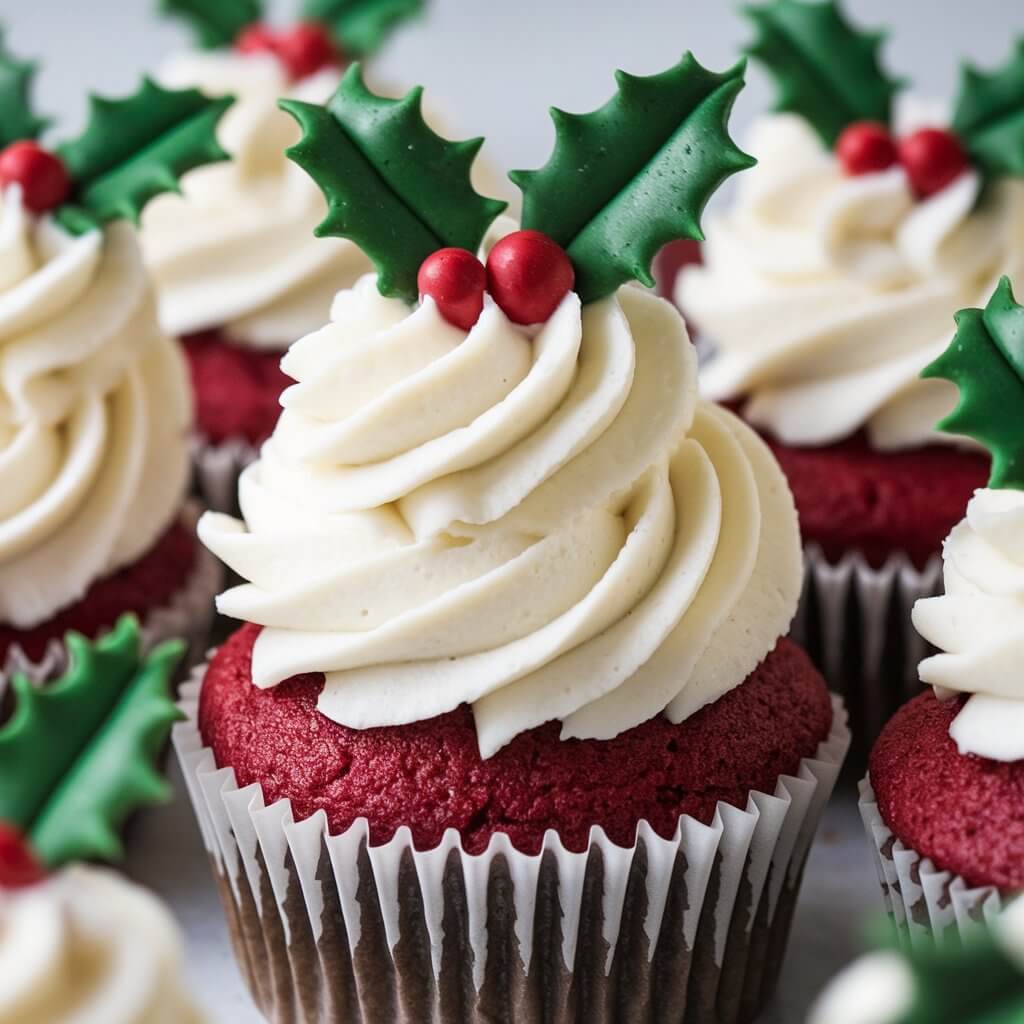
199,274,804,757
0,865,203,1024
0,187,191,629
679,112,1024,451
913,487,1024,762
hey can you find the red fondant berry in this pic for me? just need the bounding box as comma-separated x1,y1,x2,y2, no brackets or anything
274,22,338,81
898,128,970,198
418,248,487,331
0,141,71,213
235,22,279,56
835,121,898,176
0,823,45,889
486,230,575,325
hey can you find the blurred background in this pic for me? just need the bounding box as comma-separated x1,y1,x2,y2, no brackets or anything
0,0,1018,197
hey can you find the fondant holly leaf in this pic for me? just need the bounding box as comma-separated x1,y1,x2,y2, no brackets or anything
159,0,264,50
510,53,753,305
0,34,48,148
302,0,424,58
54,79,234,233
743,0,903,146
923,276,1024,490
281,63,506,303
952,39,1024,180
0,617,184,867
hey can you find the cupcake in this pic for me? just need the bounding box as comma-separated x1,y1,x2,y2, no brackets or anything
678,0,1024,750
142,0,474,510
809,897,1024,1024
0,53,229,684
862,278,1024,943
0,825,203,1022
176,57,849,1024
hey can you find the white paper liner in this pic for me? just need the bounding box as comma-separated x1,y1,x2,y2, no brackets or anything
174,655,850,1023
790,544,942,757
0,501,220,691
192,434,259,514
858,776,1006,948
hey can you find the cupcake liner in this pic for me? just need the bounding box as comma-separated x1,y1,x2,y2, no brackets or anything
858,776,1005,947
0,502,221,691
191,434,259,514
790,544,942,763
174,656,850,1024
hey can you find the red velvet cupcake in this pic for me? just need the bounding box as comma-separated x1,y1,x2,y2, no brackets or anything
677,7,1024,750
0,63,225,685
175,58,849,1024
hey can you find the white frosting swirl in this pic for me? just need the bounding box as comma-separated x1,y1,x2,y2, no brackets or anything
140,53,372,346
913,488,1024,762
0,866,202,1024
680,113,1024,450
200,275,803,757
0,188,191,629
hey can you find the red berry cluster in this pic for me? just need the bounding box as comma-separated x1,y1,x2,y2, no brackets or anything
0,823,45,889
418,230,576,331
0,140,70,213
836,121,970,199
236,22,339,81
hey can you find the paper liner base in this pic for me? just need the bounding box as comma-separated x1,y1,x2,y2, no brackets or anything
0,501,221,690
192,434,259,514
790,544,941,767
858,776,1008,946
174,656,850,1024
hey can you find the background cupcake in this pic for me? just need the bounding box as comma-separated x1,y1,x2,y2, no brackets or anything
679,0,1024,753
177,56,849,1024
0,51,227,684
862,278,1024,943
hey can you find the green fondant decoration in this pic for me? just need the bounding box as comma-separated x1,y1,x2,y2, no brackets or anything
280,63,506,304
0,34,48,148
510,53,753,305
953,39,1024,180
0,616,184,867
159,0,264,50
923,276,1024,490
55,79,233,233
302,0,424,58
744,0,903,146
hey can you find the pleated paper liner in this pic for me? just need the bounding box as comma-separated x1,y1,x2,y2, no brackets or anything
859,777,1008,947
174,656,850,1024
790,544,942,771
0,502,221,692
192,434,259,514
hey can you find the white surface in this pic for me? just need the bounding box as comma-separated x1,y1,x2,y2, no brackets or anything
126,761,882,1024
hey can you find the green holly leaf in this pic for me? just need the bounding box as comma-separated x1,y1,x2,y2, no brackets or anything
923,276,1024,490
302,0,424,58
744,0,903,146
952,39,1024,180
0,617,184,867
158,0,263,50
0,34,48,148
510,53,753,305
54,79,234,233
281,63,506,304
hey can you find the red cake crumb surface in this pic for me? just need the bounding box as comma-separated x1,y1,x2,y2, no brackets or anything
184,330,292,446
870,691,1024,890
199,624,833,855
762,431,988,570
0,518,199,664
654,239,701,300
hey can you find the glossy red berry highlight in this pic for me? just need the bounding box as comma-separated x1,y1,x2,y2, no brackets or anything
0,141,71,213
235,22,279,56
486,230,575,325
0,823,45,889
274,22,338,81
835,121,898,176
898,128,970,198
418,248,487,331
